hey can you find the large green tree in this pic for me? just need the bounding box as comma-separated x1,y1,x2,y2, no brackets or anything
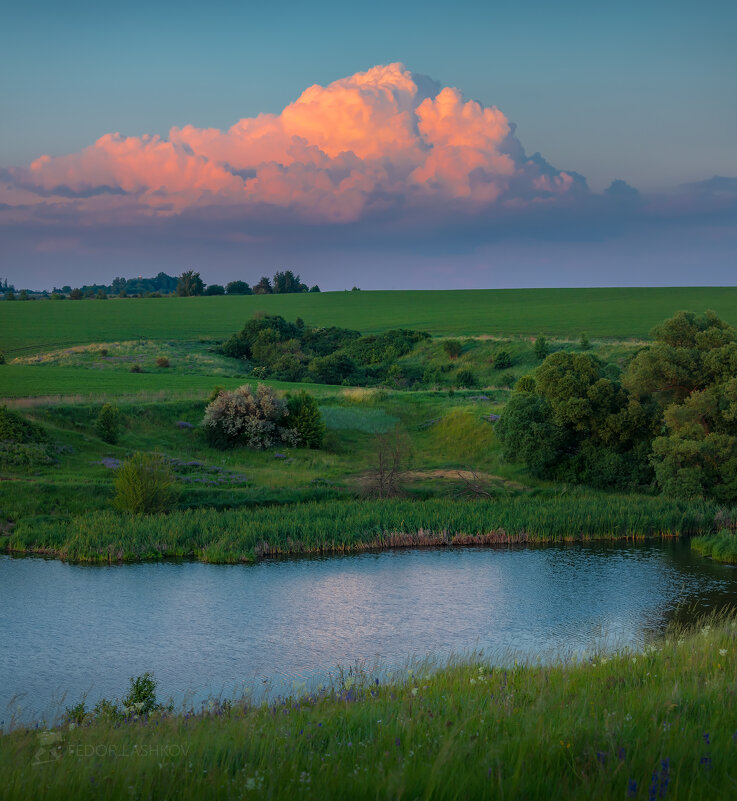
625,310,737,501
176,270,204,297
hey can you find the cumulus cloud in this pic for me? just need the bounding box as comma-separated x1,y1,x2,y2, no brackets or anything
5,63,587,222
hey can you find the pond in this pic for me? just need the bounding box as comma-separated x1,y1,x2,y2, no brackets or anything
2,541,737,724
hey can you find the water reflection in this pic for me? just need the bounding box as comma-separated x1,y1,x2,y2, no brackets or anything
2,541,736,723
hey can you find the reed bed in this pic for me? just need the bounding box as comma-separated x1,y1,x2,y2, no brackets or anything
2,617,736,800
6,495,725,564
691,529,737,564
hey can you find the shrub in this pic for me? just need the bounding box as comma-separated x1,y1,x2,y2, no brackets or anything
113,452,177,514
99,348,108,357
494,350,513,370
69,288,83,300
443,340,462,360
202,383,290,450
130,364,142,373
207,385,226,404
204,284,225,296
579,332,591,350
122,672,160,716
95,403,120,444
156,356,170,368
534,336,549,361
286,391,325,448
456,368,477,387
0,351,5,364
0,405,47,444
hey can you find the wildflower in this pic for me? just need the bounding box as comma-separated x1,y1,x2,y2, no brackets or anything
703,732,710,745
627,779,638,798
411,688,418,696
632,657,637,664
719,649,727,656
470,678,477,685
245,777,256,790
395,738,401,747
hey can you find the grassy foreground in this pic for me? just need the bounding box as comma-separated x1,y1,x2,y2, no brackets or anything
5,495,725,563
4,286,737,356
3,618,736,800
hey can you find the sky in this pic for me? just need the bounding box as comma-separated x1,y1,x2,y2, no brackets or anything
1,0,736,291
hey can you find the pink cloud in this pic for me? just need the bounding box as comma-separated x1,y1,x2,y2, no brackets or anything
10,63,584,222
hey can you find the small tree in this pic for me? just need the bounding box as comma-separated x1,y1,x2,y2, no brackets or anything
19,289,28,300
204,284,225,295
69,288,83,300
226,280,251,295
96,289,107,300
366,427,410,498
253,276,273,295
287,391,325,448
443,340,462,360
309,285,321,293
494,351,513,370
113,453,177,514
176,270,204,297
533,336,549,360
95,403,120,444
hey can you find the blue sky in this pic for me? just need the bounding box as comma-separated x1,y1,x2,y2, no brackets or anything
1,0,735,289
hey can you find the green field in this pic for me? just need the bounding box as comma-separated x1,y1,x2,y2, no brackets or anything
4,287,737,356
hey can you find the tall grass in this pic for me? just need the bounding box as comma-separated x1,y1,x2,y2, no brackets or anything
6,494,726,564
2,617,736,799
691,529,737,563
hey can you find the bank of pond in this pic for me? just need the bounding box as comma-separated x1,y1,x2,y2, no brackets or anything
4,494,737,564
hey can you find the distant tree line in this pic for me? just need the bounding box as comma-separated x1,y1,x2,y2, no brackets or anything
3,269,321,300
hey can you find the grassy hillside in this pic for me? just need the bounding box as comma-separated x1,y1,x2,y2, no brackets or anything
3,287,737,355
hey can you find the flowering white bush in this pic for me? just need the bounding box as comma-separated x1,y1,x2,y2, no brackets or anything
202,383,299,449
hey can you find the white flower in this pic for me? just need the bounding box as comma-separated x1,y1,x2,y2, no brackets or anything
470,678,476,685
719,649,727,656
411,687,418,696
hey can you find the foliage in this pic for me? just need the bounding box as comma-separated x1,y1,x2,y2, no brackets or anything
176,270,205,297
0,350,4,364
455,368,476,387
113,452,177,514
225,280,251,295
204,284,225,296
494,350,513,369
272,270,308,294
533,336,549,360
130,363,142,373
579,332,591,350
497,351,658,488
443,339,462,359
286,391,325,448
155,356,170,368
121,672,161,716
307,353,356,384
202,383,292,450
253,276,272,294
94,403,120,444
0,405,48,444
626,310,737,501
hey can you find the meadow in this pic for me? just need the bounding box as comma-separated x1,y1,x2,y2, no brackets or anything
3,617,736,800
4,286,737,357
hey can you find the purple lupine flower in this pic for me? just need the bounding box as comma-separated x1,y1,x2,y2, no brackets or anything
627,779,638,798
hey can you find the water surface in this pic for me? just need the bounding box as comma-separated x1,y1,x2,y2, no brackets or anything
2,541,736,723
